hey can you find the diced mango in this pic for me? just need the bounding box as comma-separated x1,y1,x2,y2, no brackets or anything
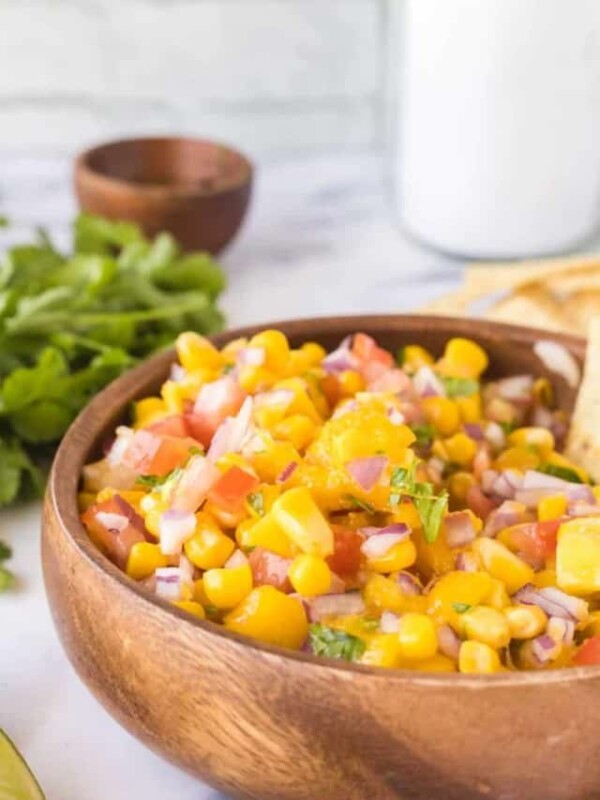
443,338,488,379
271,488,333,557
538,494,567,522
556,518,600,595
422,397,460,436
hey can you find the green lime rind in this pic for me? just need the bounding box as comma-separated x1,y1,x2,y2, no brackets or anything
0,730,45,800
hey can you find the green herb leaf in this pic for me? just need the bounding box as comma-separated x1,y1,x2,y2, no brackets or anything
0,215,9,228
247,492,265,516
396,346,406,366
0,565,15,593
0,540,11,561
452,602,472,614
440,377,480,398
308,623,366,662
414,490,448,544
344,494,376,514
410,423,435,447
539,463,583,484
136,467,182,489
188,445,204,456
499,421,518,435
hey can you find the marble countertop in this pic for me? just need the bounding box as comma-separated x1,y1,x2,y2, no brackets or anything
0,151,465,800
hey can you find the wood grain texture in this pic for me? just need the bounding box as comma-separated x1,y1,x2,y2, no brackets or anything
42,315,600,800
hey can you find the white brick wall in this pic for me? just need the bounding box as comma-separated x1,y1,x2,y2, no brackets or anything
0,0,387,156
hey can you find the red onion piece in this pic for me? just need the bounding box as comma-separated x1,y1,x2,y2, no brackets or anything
437,625,461,660
444,511,478,548
207,396,254,462
361,532,407,559
225,549,250,569
387,407,406,426
531,633,560,664
463,423,484,441
515,470,594,508
170,363,187,382
483,421,506,451
237,346,266,368
495,375,534,403
322,336,359,374
155,567,192,601
380,611,401,633
159,509,196,555
95,511,129,533
455,551,479,572
346,455,388,492
547,616,575,647
483,500,529,538
395,571,422,596
514,585,588,622
277,461,298,484
413,366,446,398
170,455,220,513
306,592,366,622
359,523,410,539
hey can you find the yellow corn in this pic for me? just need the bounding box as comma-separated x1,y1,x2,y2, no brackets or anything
485,577,510,609
443,338,489,378
461,605,511,649
406,654,457,673
224,586,308,649
126,542,168,580
238,365,277,394
508,427,555,458
397,613,438,660
176,332,223,371
485,397,517,425
402,345,434,372
337,370,365,397
442,433,478,467
134,397,168,428
366,538,417,574
301,342,327,365
193,577,211,606
503,604,547,639
249,330,291,374
360,633,403,668
532,568,557,589
422,397,461,436
493,447,540,472
448,471,477,507
363,574,414,614
203,564,253,609
160,380,196,415
556,518,600,595
172,600,206,620
538,494,568,522
427,571,493,630
533,377,553,406
472,538,534,594
288,554,332,597
236,514,293,558
272,415,317,451
184,522,235,570
271,487,333,557
251,440,302,484
140,493,170,538
581,610,600,638
455,394,482,424
459,641,502,674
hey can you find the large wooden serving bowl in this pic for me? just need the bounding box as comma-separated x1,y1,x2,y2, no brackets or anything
42,316,600,800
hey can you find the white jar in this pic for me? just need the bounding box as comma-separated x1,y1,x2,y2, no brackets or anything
394,0,600,258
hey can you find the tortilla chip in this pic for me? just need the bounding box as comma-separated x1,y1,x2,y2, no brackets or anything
416,288,475,316
484,286,573,332
565,317,600,481
466,254,600,297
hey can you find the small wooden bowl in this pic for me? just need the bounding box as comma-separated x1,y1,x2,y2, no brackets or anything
74,137,253,254
42,316,600,800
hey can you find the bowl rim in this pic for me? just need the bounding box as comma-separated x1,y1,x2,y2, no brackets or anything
48,313,600,688
75,135,254,199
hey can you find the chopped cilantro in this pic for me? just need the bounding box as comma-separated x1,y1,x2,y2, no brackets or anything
452,602,472,614
0,566,14,593
222,363,235,374
396,346,406,366
539,464,583,484
440,376,480,398
414,491,448,544
344,494,376,514
0,541,12,561
247,492,265,515
499,421,518,435
136,466,181,488
188,445,204,456
410,423,435,447
308,623,366,662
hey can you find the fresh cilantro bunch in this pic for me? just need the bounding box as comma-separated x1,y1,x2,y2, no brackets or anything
0,214,226,508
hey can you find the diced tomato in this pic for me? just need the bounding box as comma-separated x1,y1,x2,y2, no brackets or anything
122,429,198,476
171,455,220,513
466,485,498,521
573,636,600,666
320,374,341,408
506,520,559,564
368,368,411,394
352,333,394,383
249,547,292,592
81,494,148,568
326,526,363,580
147,415,191,439
207,466,260,513
186,377,246,446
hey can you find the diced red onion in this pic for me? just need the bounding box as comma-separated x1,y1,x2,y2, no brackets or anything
495,375,534,403
484,421,506,451
159,509,196,555
254,389,294,410
170,364,187,382
194,375,240,416
395,571,422,596
531,633,560,663
483,499,529,538
328,572,347,594
515,470,594,508
380,610,401,634
547,616,575,647
107,426,135,465
413,366,446,398
437,625,461,660
534,340,581,389
277,461,298,484
237,346,266,368
171,455,220,513
455,552,479,572
179,554,195,583
322,336,359,374
444,511,478,548
387,407,405,426
514,585,588,623
567,501,600,517
359,523,410,539
95,511,129,533
225,549,250,569
346,455,388,492
361,532,408,559
155,567,191,601
463,423,484,441
207,396,254,462
306,592,366,622
532,405,555,431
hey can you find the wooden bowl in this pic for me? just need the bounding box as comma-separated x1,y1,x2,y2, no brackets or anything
74,137,253,254
42,316,600,800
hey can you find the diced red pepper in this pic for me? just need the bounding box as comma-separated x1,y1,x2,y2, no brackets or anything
121,430,198,476
352,333,394,383
147,415,191,439
326,526,364,581
573,636,600,666
186,377,246,446
81,494,148,568
506,520,560,564
207,466,260,512
248,547,292,592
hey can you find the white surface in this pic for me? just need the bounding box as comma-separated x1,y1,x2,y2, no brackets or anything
0,0,382,155
397,0,600,258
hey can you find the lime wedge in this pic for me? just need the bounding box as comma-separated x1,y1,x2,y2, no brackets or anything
0,730,45,800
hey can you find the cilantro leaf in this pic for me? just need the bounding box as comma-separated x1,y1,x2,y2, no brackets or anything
539,464,583,484
0,566,14,593
344,494,376,514
414,490,448,544
452,602,472,614
410,423,435,447
308,624,366,662
0,541,11,561
440,377,480,398
136,467,182,489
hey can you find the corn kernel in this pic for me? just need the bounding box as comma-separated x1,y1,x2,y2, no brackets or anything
459,641,502,674
288,554,332,597
272,415,317,451
461,605,511,648
366,538,417,574
337,370,365,397
485,577,510,609
224,586,308,649
503,604,547,639
402,345,434,372
448,471,477,507
444,338,489,379
238,365,277,394
532,568,557,589
236,514,293,558
172,600,206,620
455,394,482,424
428,571,493,630
184,522,235,570
193,577,211,605
360,634,403,668
408,654,457,673
493,447,540,472
442,432,478,466
422,397,461,436
126,542,168,580
249,330,290,374
301,342,327,365
134,397,168,428
581,610,600,638
176,332,222,371
472,538,534,594
397,613,438,660
508,427,555,458
203,564,253,609
538,494,568,522
271,487,333,557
